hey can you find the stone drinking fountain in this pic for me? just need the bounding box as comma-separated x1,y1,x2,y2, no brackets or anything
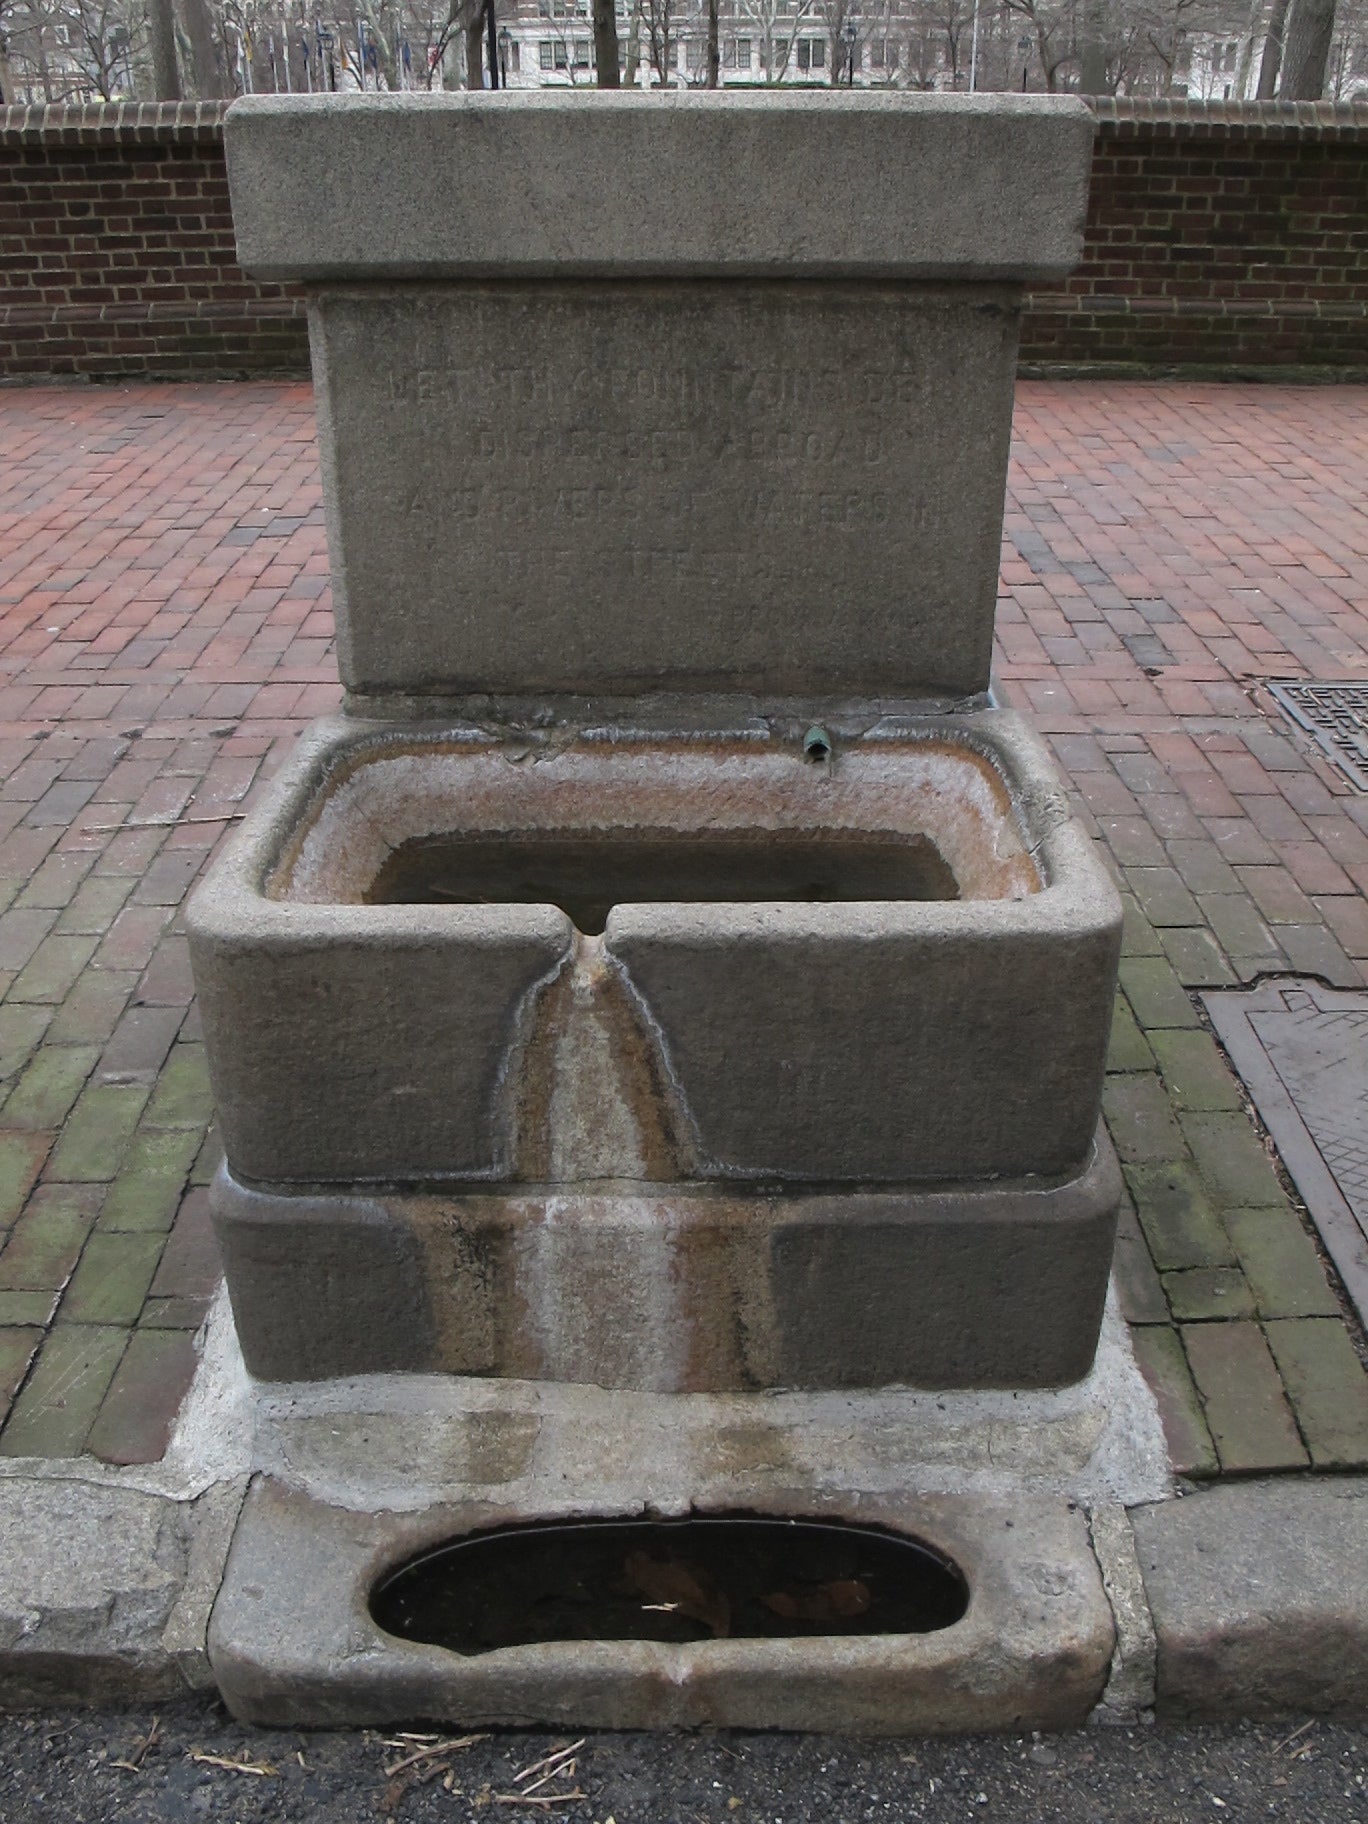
191,91,1167,1733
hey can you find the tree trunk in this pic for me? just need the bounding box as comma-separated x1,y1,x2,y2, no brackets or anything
1079,0,1108,91
0,39,17,104
179,0,229,97
464,13,484,85
706,0,719,83
484,0,498,86
1278,0,1336,94
1256,0,1290,92
623,5,641,84
594,0,621,83
148,0,183,96
1234,0,1264,93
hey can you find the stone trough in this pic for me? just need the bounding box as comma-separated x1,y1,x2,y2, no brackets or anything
189,90,1159,1732
192,710,1121,1391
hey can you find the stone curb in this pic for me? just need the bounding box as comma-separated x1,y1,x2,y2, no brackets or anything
0,1467,1365,1725
1131,1477,1368,1719
0,1474,246,1707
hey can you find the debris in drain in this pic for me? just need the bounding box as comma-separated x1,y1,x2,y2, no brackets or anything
624,1549,731,1637
370,1516,968,1654
761,1577,871,1622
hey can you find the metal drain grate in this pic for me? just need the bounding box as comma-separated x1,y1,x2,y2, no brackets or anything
1267,681,1368,792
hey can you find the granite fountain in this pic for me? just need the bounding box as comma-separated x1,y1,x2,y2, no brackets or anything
189,91,1168,1732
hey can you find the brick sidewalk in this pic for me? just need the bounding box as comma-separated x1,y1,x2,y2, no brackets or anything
0,377,1366,1472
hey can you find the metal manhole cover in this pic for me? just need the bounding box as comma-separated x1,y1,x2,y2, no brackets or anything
1267,680,1368,792
1205,980,1368,1327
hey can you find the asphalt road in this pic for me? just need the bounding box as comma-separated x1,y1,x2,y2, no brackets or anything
0,1700,1365,1824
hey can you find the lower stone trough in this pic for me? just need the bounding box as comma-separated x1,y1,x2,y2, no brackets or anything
187,90,1166,1732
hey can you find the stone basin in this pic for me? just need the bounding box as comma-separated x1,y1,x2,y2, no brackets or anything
188,709,1122,1393
188,709,1120,1192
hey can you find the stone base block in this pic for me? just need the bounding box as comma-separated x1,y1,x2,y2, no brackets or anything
208,1477,1114,1734
210,1130,1122,1392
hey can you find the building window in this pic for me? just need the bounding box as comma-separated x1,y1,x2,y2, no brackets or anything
797,36,824,68
539,39,555,66
574,37,591,64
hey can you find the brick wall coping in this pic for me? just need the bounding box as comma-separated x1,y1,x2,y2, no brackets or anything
3,94,1368,149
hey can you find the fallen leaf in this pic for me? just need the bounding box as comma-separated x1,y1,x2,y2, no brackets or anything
761,1579,870,1623
624,1551,731,1638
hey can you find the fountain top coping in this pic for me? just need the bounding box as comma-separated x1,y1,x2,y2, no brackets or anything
225,91,1094,286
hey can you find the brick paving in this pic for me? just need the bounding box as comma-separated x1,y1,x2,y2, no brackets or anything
0,376,1367,1474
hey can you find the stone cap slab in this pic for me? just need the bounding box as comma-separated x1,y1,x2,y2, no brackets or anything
225,91,1094,284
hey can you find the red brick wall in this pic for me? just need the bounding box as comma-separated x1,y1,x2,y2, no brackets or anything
2,97,1366,380
0,103,304,381
1021,98,1368,372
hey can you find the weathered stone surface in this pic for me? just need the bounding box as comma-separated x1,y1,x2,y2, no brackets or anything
224,94,1092,704
187,712,1120,1190
186,725,572,1186
610,820,1118,1182
0,1478,241,1705
210,1133,1121,1391
1087,1502,1156,1721
312,285,1016,702
226,92,1094,284
209,1477,1114,1733
1132,1478,1368,1717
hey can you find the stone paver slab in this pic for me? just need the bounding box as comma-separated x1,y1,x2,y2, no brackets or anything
60,1233,166,1326
1224,1207,1343,1320
1149,1029,1243,1113
1129,1324,1218,1480
98,1126,205,1234
1125,1162,1236,1271
1118,957,1201,1030
1180,1112,1288,1211
0,1043,99,1131
1264,1317,1368,1469
1104,1074,1186,1164
0,1183,100,1292
1181,1321,1307,1474
45,1081,149,1184
0,1324,127,1458
1161,1268,1255,1323
85,1327,200,1467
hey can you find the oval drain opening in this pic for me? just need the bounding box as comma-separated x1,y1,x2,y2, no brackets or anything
371,1515,969,1654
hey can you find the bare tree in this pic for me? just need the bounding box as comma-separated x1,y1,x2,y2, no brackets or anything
1003,0,1080,86
1278,0,1334,88
1256,0,1289,85
735,0,816,81
592,0,619,76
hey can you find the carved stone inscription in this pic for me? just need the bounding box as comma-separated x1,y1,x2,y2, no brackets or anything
314,287,1018,697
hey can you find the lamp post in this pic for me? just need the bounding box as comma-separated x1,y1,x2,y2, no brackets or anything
498,22,511,83
1017,32,1030,88
842,16,856,85
319,24,336,89
485,0,499,86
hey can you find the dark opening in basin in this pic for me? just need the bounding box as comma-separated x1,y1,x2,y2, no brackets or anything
366,834,961,934
370,1515,969,1654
